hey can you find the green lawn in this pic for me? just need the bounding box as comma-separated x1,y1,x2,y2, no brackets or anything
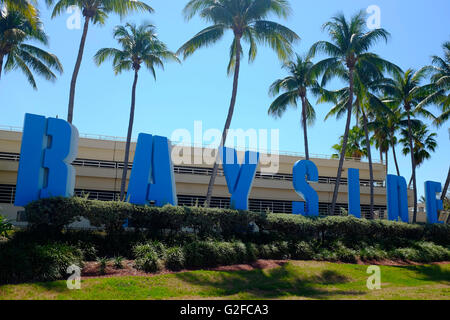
0,261,449,300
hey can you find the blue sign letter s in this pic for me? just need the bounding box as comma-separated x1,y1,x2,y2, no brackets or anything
15,113,79,207
292,160,319,216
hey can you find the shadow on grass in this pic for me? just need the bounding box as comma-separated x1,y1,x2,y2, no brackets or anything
33,280,69,293
399,264,450,283
175,264,365,299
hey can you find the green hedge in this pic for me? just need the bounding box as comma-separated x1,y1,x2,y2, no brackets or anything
25,197,450,246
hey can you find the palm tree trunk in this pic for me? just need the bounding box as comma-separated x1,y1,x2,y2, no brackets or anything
362,111,374,218
441,167,450,201
120,70,139,200
205,35,242,207
301,96,310,160
391,136,401,176
67,16,90,124
406,111,418,223
330,67,354,215
0,54,4,79
385,151,388,176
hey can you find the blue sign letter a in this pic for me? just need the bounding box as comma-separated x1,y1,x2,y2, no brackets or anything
126,133,177,206
14,113,79,207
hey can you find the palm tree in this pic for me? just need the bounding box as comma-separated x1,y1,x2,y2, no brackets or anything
318,68,398,217
46,0,154,124
399,123,437,188
1,0,39,24
268,54,318,160
331,126,367,161
178,0,299,207
417,41,450,126
0,9,62,88
417,41,450,201
94,23,179,200
367,105,413,177
382,68,430,222
309,10,397,215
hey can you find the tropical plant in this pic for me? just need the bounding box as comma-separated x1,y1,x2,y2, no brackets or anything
113,256,124,269
0,214,12,238
97,256,109,275
178,0,299,206
417,41,450,126
417,41,450,202
399,123,437,188
381,68,430,222
0,9,63,89
46,0,154,123
309,10,397,215
0,0,39,25
94,23,179,200
366,104,416,177
331,126,367,161
268,53,318,160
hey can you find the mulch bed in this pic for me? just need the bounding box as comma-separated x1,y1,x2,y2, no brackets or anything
81,259,288,279
81,259,449,279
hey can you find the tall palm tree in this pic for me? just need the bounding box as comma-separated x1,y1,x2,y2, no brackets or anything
46,0,154,124
399,123,437,188
382,68,430,222
417,41,450,126
0,9,62,88
309,10,396,215
178,0,299,207
318,67,397,217
268,54,318,160
417,41,450,201
94,23,179,200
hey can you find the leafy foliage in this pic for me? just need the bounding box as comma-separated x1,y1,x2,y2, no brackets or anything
0,9,63,88
0,241,83,284
0,214,12,238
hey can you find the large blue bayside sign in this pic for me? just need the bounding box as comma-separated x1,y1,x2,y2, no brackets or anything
14,114,444,224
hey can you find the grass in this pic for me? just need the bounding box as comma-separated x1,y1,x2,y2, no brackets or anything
0,261,449,300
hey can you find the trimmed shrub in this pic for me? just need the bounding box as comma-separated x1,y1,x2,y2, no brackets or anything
24,197,450,247
0,242,83,284
165,247,185,271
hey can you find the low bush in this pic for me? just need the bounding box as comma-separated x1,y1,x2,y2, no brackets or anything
0,241,83,284
291,241,315,260
165,247,185,271
133,243,164,273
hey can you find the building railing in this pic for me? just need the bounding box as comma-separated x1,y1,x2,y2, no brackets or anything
0,125,385,164
0,152,386,188
0,184,385,218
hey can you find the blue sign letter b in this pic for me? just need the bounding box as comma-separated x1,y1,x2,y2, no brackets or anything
14,113,79,207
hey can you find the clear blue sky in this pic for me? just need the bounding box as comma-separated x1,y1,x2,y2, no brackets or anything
2,0,449,197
